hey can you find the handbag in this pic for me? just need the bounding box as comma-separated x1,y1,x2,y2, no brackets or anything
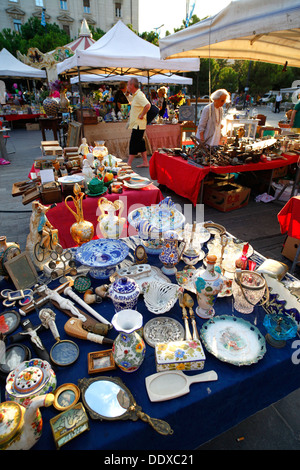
147,104,159,124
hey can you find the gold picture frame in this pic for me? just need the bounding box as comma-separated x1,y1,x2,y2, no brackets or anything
53,383,80,411
88,349,116,374
4,251,38,290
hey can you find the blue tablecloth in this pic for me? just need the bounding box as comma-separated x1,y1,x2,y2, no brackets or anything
1,241,300,451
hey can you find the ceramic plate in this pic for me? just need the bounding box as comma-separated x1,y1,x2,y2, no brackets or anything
180,223,211,245
58,175,84,184
203,222,226,236
200,315,266,366
76,239,129,268
123,179,152,189
143,316,185,347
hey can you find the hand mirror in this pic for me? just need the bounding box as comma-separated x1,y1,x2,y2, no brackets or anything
78,376,173,436
145,369,218,402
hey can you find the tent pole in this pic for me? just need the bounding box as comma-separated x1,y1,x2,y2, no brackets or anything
77,66,85,137
195,58,200,123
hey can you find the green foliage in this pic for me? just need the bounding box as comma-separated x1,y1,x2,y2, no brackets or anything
0,17,70,56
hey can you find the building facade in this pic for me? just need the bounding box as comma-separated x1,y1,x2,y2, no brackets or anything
0,0,139,37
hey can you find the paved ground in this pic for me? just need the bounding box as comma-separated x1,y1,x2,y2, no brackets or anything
1,104,300,450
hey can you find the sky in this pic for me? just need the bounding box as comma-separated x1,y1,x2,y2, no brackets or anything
138,0,231,37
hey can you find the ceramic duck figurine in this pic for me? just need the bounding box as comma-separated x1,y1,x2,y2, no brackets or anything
97,197,126,239
0,394,54,450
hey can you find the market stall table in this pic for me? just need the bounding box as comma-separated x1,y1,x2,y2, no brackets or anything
0,114,45,129
0,236,299,451
46,184,164,248
149,151,300,206
278,195,300,272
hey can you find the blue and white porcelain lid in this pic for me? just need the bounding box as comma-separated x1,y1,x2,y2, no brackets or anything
112,277,139,294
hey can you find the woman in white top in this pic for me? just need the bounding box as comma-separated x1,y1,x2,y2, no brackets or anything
196,89,230,146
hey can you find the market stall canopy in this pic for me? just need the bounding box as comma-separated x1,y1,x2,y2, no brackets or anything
63,19,95,53
70,73,193,85
57,20,200,77
0,48,46,79
159,0,300,68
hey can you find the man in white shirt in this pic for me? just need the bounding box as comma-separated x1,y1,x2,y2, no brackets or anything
127,78,150,168
275,92,282,113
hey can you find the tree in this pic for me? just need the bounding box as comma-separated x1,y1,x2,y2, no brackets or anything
0,17,70,56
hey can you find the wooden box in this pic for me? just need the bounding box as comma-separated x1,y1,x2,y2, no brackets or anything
282,236,300,263
40,182,62,204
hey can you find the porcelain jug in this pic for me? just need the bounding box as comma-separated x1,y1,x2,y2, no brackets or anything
159,230,185,275
194,254,224,318
65,183,94,246
97,197,126,239
0,394,54,450
112,309,146,373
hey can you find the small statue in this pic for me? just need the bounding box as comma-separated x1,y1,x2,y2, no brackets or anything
26,201,59,270
78,137,89,156
82,159,94,182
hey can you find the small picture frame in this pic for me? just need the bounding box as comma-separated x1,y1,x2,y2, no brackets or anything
4,251,38,290
134,244,147,264
53,383,80,411
88,349,116,374
7,290,24,301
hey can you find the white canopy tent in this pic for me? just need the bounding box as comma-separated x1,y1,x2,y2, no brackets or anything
57,20,200,77
70,73,193,85
159,0,300,68
0,48,46,79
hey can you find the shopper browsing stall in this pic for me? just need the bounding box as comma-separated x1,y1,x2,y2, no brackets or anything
196,89,230,147
127,77,150,168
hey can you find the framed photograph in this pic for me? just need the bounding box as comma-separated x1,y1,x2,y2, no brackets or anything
53,383,80,411
4,251,38,290
88,349,116,374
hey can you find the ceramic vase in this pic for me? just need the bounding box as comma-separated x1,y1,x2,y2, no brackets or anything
42,97,59,117
97,197,126,239
0,236,21,277
60,90,70,111
65,183,94,246
112,309,146,373
159,230,185,275
194,254,224,319
108,277,140,312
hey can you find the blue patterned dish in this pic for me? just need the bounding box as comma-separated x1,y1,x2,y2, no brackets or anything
76,239,129,279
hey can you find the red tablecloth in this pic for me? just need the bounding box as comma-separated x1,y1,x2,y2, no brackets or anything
0,113,45,121
277,195,300,239
47,184,163,248
149,151,300,206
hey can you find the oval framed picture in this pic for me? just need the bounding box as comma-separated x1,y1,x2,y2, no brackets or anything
53,383,80,411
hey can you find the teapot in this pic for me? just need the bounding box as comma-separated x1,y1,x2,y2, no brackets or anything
0,394,54,450
159,230,185,275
